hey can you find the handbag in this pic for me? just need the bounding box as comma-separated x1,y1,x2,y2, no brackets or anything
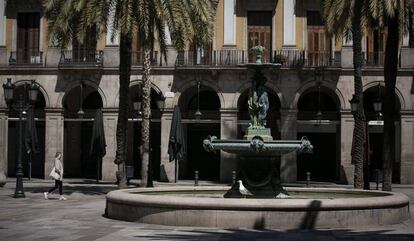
49,167,60,180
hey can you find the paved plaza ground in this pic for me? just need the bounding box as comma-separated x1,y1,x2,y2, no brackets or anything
0,178,413,241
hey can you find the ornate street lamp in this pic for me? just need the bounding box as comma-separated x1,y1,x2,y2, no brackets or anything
3,78,39,198
156,96,165,110
194,81,202,120
77,82,85,118
349,94,359,114
373,84,382,120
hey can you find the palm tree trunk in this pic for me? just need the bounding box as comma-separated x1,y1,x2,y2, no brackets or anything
141,47,152,187
115,32,132,189
382,12,399,192
352,0,364,189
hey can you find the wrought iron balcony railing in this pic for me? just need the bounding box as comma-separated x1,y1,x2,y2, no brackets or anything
9,50,43,65
365,51,385,67
59,50,103,67
176,49,341,68
131,51,158,66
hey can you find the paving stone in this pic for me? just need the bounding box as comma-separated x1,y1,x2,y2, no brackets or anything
0,179,413,240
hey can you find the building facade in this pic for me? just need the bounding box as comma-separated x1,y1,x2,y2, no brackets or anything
0,0,413,184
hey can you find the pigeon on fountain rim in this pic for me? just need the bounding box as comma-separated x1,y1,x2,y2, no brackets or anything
237,180,253,197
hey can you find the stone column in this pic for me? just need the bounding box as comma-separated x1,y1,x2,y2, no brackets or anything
0,0,4,46
44,110,64,179
280,109,297,182
341,38,353,68
160,108,174,182
400,33,414,68
101,111,118,181
220,109,238,183
340,112,354,184
103,7,120,68
223,0,236,46
0,111,7,186
0,0,6,66
283,0,296,47
400,113,414,184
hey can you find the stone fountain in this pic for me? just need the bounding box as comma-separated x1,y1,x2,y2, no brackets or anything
203,45,312,198
105,46,409,229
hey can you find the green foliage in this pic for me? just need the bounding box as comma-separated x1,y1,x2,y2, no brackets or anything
273,54,287,64
44,0,218,58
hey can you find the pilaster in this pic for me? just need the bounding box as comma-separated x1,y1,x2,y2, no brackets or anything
400,113,414,184
220,108,238,183
340,112,354,184
101,111,118,181
160,109,174,182
0,112,7,186
283,0,296,47
223,0,236,46
0,0,5,46
44,110,64,179
280,109,297,182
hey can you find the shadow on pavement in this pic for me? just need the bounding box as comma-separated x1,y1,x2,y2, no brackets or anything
133,228,414,241
21,185,117,196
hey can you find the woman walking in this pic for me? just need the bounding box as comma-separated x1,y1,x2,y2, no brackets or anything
44,152,66,200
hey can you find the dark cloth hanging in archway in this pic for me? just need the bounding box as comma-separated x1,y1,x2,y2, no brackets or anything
168,106,185,162
90,109,106,158
25,107,40,154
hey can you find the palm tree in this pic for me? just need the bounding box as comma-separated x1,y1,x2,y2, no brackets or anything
322,0,411,190
370,0,410,191
44,0,217,188
137,1,217,187
321,0,370,188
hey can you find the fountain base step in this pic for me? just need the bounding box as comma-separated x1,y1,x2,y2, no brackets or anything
106,187,410,229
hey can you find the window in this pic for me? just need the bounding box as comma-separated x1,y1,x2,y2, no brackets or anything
247,11,272,62
307,11,331,66
16,12,40,64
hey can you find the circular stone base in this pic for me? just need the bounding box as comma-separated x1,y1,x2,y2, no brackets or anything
106,186,410,229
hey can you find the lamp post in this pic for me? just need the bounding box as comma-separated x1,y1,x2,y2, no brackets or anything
194,81,202,120
3,78,39,198
373,84,383,120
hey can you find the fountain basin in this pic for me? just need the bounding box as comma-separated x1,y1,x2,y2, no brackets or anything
106,186,409,229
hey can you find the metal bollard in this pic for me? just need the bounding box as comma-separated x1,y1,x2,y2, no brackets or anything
232,171,236,185
306,172,311,187
194,170,199,186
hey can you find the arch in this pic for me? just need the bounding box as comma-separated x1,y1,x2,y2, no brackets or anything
232,80,286,109
172,79,225,109
58,79,107,108
113,80,163,107
363,81,405,110
292,80,345,110
13,79,50,108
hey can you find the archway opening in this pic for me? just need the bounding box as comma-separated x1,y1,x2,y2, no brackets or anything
363,85,401,183
178,84,221,181
127,86,163,182
63,84,103,179
8,83,46,178
297,87,340,182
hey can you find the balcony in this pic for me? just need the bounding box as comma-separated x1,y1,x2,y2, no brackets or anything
176,49,247,66
365,51,385,67
59,50,103,67
176,49,341,68
131,51,158,66
9,50,43,66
